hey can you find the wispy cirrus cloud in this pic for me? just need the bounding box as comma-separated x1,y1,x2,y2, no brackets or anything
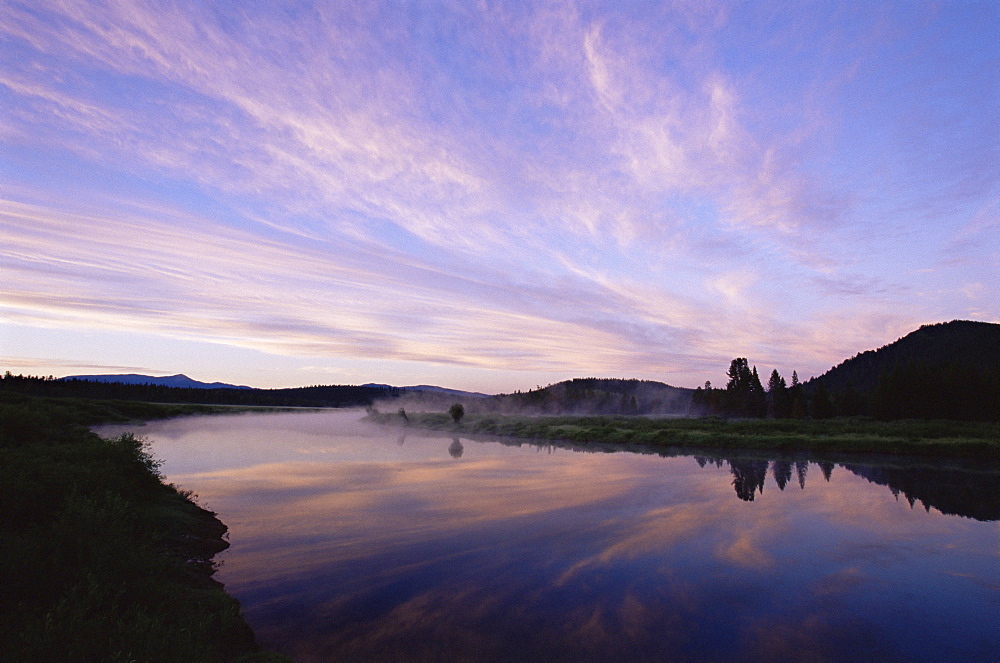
1,1,995,389
0,196,714,375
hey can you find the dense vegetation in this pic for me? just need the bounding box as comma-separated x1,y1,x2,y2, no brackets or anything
808,320,999,420
0,391,284,662
6,320,995,422
372,410,1000,462
690,321,999,421
814,320,999,392
477,378,692,415
2,372,399,408
467,321,998,422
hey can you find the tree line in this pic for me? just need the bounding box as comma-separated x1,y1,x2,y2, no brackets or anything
0,373,400,408
691,356,999,422
690,359,809,419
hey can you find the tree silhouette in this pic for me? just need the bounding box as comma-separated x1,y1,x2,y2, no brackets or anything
691,386,707,414
749,367,767,417
726,358,754,416
789,371,806,418
449,402,465,423
767,369,789,418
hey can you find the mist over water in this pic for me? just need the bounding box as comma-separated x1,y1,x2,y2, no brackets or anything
95,411,999,662
374,378,693,417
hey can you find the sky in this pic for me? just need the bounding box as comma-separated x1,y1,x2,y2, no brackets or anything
1,1,997,394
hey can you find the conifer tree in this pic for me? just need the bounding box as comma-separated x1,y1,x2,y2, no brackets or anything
789,371,806,418
767,369,789,418
726,358,753,416
749,366,767,417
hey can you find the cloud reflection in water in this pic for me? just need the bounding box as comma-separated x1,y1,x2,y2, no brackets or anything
105,412,998,662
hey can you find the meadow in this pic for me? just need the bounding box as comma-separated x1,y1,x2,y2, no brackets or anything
0,391,286,662
372,410,1000,462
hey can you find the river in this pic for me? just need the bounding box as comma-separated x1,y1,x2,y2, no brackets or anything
94,410,999,662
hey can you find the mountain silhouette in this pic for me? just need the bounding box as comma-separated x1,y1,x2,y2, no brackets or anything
806,320,999,420
61,373,252,390
809,320,1000,394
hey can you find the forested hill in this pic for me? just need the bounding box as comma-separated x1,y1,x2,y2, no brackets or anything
0,374,399,408
481,378,693,415
808,320,999,420
811,321,1000,392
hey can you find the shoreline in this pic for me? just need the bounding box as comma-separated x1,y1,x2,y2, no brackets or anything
367,411,1000,466
0,391,285,661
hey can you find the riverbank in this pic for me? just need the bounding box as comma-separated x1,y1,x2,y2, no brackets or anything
0,391,287,661
369,411,1000,463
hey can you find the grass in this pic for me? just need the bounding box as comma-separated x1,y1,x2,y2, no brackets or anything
369,411,1000,462
0,391,289,662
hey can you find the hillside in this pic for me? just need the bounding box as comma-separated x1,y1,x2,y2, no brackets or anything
810,321,1000,392
478,378,693,416
6,320,996,421
809,320,999,420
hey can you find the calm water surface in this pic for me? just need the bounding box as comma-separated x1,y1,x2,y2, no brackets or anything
96,410,999,662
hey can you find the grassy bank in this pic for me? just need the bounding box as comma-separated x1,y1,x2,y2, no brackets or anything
0,391,285,662
370,411,1000,462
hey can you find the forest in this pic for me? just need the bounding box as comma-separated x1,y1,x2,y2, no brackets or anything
2,320,996,422
692,321,999,422
0,373,398,408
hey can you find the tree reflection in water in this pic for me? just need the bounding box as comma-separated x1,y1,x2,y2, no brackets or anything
422,433,995,518
729,459,769,501
772,460,793,491
103,412,997,661
687,452,999,520
795,460,808,489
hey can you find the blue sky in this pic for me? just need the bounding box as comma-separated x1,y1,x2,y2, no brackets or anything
1,1,997,393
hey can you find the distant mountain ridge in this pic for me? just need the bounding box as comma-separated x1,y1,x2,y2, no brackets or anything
32,319,997,420
61,373,252,390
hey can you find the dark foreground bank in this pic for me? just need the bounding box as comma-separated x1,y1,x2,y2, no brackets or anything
0,392,287,662
370,411,1000,463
